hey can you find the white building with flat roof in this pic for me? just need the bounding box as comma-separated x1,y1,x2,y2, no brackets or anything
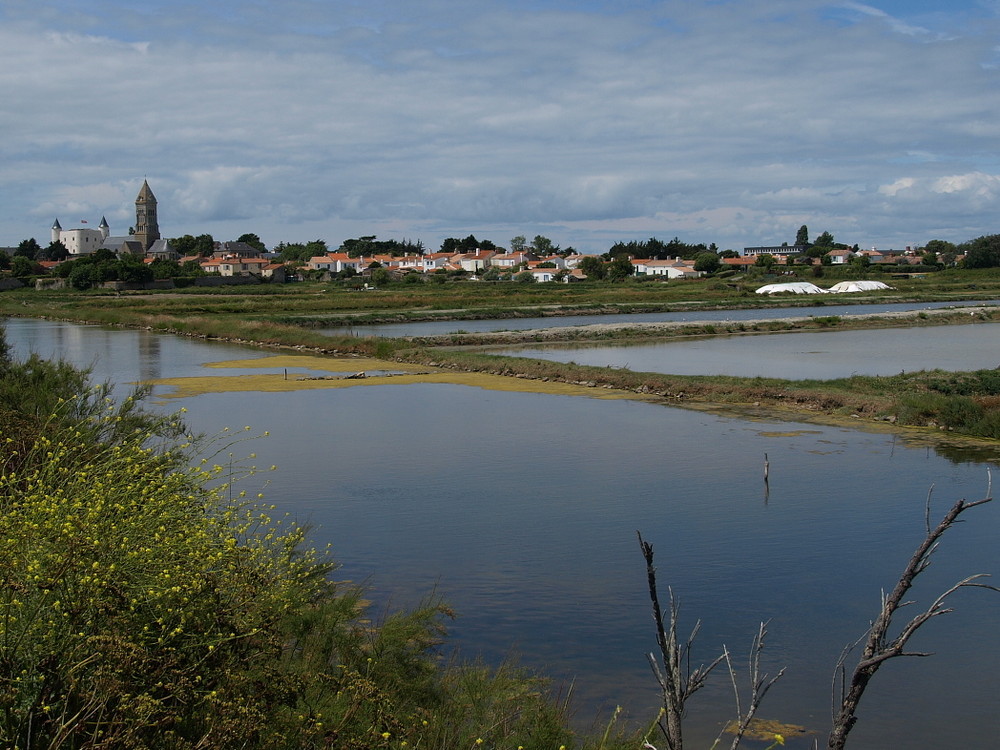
51,217,110,256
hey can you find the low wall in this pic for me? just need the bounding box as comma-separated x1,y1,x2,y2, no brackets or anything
101,280,177,291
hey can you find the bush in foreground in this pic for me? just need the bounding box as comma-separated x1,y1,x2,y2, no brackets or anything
0,330,585,749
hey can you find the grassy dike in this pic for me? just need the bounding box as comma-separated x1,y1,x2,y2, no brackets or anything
3,282,1000,444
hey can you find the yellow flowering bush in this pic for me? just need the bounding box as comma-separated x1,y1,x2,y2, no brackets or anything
0,336,584,750
0,422,340,747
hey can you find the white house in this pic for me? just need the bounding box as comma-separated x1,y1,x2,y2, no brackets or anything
421,253,453,271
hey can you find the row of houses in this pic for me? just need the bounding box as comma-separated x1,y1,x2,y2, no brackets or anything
305,249,580,276
724,248,938,269
303,249,706,281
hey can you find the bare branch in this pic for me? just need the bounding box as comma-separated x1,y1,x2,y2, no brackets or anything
725,621,786,750
828,487,996,750
638,531,725,750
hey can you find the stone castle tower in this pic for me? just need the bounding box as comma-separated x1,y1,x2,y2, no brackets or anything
134,179,160,252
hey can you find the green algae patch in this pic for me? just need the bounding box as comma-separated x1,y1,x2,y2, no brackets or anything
150,354,651,402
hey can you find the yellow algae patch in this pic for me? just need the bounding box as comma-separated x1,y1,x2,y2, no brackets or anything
755,430,824,438
201,354,430,373
723,718,813,741
149,354,651,402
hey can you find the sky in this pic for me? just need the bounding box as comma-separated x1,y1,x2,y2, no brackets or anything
1,0,998,254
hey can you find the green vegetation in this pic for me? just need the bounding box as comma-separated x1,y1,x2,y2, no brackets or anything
0,329,617,749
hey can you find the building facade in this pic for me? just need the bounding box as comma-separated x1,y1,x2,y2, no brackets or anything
50,217,110,256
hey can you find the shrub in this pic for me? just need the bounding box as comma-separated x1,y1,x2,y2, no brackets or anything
0,336,585,750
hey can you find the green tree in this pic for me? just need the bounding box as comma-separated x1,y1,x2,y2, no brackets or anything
514,270,536,283
370,267,391,286
15,238,41,259
960,235,1000,268
340,236,377,257
149,258,182,279
607,256,635,282
578,255,606,280
813,231,835,247
510,235,527,253
0,251,10,271
924,239,956,255
608,237,699,260
274,242,313,263
754,253,776,270
693,252,721,274
237,233,266,253
10,256,38,278
117,254,154,284
40,240,69,262
531,235,559,255
440,235,499,255
171,234,215,256
795,225,810,246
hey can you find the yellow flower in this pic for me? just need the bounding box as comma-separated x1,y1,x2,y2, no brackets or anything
774,735,785,746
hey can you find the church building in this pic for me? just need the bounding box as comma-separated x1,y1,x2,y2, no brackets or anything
51,180,170,257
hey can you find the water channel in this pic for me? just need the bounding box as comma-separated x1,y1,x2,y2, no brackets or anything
494,322,1000,379
320,299,1000,338
4,316,1000,749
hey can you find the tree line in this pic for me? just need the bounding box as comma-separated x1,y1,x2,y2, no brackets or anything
6,225,1000,277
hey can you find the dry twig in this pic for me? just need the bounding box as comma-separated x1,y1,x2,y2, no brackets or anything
828,477,998,749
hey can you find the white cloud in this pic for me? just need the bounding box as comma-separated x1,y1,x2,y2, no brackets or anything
0,0,998,252
835,2,932,36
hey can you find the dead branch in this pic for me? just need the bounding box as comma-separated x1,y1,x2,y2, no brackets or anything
638,531,725,750
828,485,998,750
722,621,786,750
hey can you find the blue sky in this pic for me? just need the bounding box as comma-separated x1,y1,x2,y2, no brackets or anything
1,0,998,253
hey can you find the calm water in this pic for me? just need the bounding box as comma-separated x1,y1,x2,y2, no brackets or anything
4,317,1000,749
320,299,1000,337
494,322,1000,378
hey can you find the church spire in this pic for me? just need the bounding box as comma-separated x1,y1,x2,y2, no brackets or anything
134,179,160,252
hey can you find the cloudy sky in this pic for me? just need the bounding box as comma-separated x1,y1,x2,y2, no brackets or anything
2,0,998,254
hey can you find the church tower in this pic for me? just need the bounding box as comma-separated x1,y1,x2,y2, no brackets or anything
134,180,160,252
